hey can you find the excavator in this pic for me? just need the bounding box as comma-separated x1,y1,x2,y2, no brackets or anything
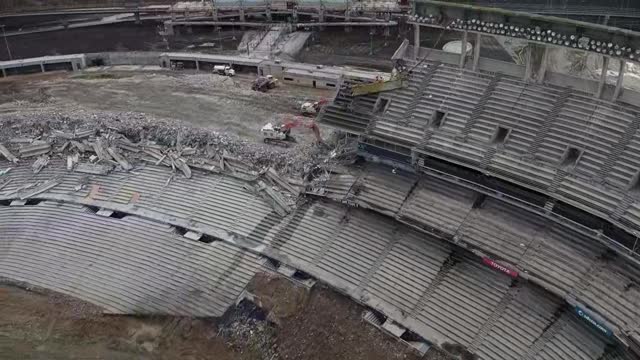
260,117,323,147
300,98,329,116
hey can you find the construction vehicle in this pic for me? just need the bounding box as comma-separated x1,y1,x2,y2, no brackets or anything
300,98,329,116
252,75,278,92
260,117,323,147
213,65,235,76
349,71,408,96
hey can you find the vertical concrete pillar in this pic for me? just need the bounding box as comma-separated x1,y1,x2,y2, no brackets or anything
345,10,351,33
165,23,174,36
135,11,141,24
266,5,272,22
523,44,532,81
212,8,218,21
459,31,468,68
1,68,5,78
195,60,200,71
596,56,610,99
293,7,298,23
71,61,78,71
240,8,246,22
413,23,420,60
472,33,481,71
613,59,626,101
40,63,45,73
538,46,549,84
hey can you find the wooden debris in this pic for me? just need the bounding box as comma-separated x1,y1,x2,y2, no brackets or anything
31,155,49,174
107,147,133,171
0,144,18,163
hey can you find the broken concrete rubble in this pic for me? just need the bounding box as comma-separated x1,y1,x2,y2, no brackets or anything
32,155,49,174
91,138,113,162
107,147,133,171
75,163,113,175
19,142,51,158
0,144,19,163
19,178,61,200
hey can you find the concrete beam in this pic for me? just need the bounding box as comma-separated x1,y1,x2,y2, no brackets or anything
613,60,626,101
472,33,481,71
596,56,610,99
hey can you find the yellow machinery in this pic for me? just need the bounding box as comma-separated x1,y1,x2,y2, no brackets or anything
349,73,408,96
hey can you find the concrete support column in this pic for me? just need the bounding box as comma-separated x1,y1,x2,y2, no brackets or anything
165,23,174,36
523,45,532,81
266,5,272,22
40,63,45,73
538,46,549,84
459,31,468,68
613,60,626,101
71,61,78,71
171,11,176,21
293,7,298,23
413,23,420,60
195,60,200,71
135,11,140,24
596,56,610,99
344,10,351,33
240,8,246,22
1,68,6,78
212,8,218,21
472,33,481,71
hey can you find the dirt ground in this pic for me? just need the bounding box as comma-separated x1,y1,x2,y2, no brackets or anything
0,274,449,360
0,69,333,142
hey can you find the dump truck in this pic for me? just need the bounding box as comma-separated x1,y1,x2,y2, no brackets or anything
213,65,235,76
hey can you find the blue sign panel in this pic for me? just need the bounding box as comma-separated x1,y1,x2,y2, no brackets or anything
575,306,612,337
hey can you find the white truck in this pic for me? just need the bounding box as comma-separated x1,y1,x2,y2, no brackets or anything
214,65,236,76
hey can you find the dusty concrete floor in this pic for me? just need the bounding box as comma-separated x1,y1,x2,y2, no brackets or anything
0,69,333,143
0,275,449,360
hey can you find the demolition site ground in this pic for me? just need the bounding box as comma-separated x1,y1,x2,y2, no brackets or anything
0,68,453,359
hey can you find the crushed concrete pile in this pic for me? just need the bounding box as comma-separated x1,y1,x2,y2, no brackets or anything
0,107,357,213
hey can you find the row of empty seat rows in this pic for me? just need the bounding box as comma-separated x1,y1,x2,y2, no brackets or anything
313,165,640,337
319,60,640,236
0,172,632,359
0,159,276,242
2,158,636,360
253,200,627,359
0,201,262,317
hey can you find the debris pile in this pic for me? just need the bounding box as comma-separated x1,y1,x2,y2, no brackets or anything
0,109,358,213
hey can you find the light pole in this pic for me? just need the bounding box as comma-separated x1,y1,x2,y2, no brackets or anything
1,25,12,60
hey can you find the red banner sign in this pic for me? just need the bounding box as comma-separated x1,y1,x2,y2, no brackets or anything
482,257,519,278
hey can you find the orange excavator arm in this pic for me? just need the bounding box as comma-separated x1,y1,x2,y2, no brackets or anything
280,117,323,143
